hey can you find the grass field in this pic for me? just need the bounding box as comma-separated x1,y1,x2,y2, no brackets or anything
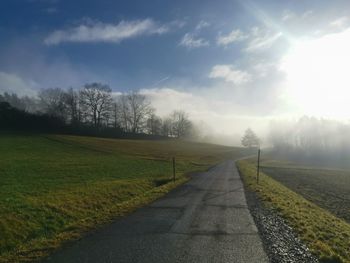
0,134,249,262
238,158,350,263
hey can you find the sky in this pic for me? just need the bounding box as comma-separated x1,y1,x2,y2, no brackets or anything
1,0,350,142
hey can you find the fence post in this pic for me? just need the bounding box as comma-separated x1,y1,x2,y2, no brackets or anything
257,147,261,184
172,157,176,183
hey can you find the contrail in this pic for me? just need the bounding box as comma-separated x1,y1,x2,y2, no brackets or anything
152,76,171,86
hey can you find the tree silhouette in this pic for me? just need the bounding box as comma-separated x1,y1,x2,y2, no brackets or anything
79,83,113,127
241,128,260,148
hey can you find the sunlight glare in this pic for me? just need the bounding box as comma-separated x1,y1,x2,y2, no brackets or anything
281,28,350,119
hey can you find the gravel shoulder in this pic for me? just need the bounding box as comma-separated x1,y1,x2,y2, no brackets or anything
240,166,319,263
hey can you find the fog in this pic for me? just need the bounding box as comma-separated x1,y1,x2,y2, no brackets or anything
266,116,350,168
0,86,271,146
5,86,350,159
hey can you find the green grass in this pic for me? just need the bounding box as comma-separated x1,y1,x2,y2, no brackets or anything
0,134,249,262
237,159,350,263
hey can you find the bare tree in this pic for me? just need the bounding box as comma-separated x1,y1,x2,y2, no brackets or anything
111,101,119,129
79,83,113,127
161,117,173,137
63,87,79,125
128,92,153,133
171,110,192,138
146,112,162,135
241,128,260,148
21,95,39,113
117,92,152,133
118,94,131,131
38,88,67,119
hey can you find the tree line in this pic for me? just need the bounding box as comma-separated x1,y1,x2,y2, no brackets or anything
268,116,350,165
0,83,193,139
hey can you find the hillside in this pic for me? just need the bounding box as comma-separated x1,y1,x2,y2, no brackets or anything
0,134,251,262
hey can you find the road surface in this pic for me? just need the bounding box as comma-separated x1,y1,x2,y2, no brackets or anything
44,160,268,263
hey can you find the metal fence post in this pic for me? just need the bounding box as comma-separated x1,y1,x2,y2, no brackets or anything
172,157,176,183
257,148,261,184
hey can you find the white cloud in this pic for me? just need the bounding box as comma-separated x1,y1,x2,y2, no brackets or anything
140,88,197,115
179,20,210,49
195,20,210,31
111,91,122,98
169,19,187,29
44,18,168,45
281,9,313,22
217,29,248,46
209,65,252,85
0,71,38,96
330,16,349,28
179,33,209,49
301,10,313,19
253,62,276,78
245,27,283,52
216,27,282,51
281,10,295,22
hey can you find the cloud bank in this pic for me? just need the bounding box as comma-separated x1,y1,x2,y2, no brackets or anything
140,86,271,145
0,71,38,96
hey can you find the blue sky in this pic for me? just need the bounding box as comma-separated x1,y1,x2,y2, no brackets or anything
1,0,350,138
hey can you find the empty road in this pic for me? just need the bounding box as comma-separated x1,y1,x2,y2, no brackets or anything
44,160,268,263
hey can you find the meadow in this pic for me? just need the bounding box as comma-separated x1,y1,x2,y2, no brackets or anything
0,134,249,262
238,158,350,263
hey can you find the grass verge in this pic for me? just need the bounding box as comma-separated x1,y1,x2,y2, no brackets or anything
237,159,350,263
1,177,188,263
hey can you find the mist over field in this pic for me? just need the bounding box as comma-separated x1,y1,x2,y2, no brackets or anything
267,117,350,167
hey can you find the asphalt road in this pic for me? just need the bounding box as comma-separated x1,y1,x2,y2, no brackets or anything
43,160,268,263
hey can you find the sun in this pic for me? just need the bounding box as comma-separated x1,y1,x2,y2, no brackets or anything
281,28,350,119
